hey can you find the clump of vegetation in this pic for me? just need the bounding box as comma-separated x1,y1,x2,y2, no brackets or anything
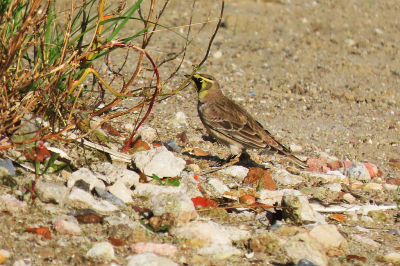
0,0,224,150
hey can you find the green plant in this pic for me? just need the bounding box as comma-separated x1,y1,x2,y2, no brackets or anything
152,174,180,187
24,141,59,203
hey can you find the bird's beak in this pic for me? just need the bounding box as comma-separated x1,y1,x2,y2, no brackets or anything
184,74,191,79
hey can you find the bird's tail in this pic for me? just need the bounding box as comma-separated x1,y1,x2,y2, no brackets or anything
286,154,308,169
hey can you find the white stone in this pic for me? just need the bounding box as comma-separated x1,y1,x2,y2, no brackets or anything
309,225,348,251
170,221,232,246
168,111,188,128
289,144,303,153
35,181,70,205
0,194,28,211
87,242,114,259
0,249,11,258
219,226,251,242
52,215,82,235
352,235,380,250
258,188,297,206
344,162,371,181
68,168,105,190
127,253,178,266
132,146,185,178
133,184,196,225
218,165,249,180
272,169,304,185
13,260,28,266
212,50,223,59
178,172,202,198
69,187,118,212
282,192,327,224
198,244,243,259
108,180,133,203
283,232,328,266
207,178,229,197
137,126,157,143
323,183,342,192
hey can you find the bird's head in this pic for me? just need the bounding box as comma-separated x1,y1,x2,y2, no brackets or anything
185,74,217,98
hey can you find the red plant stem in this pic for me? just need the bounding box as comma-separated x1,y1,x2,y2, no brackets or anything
112,43,160,153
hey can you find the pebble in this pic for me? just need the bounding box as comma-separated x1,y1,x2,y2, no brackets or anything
67,168,106,190
52,215,82,235
380,253,400,264
0,252,5,264
197,244,243,259
206,178,230,197
0,194,28,211
0,159,15,176
131,146,186,178
282,191,327,224
34,181,70,205
289,144,303,153
108,180,133,204
239,195,256,204
306,158,330,173
342,193,356,203
218,165,249,180
219,225,251,242
272,169,304,186
92,163,141,187
169,111,188,128
0,250,10,259
69,187,118,212
94,187,126,206
170,221,232,247
344,161,371,181
133,183,197,225
283,232,329,266
363,162,378,177
352,235,380,250
126,253,178,266
163,140,181,153
13,259,28,266
178,172,202,198
86,242,115,259
137,125,157,143
295,259,319,266
363,183,382,190
323,183,342,192
309,224,348,251
212,50,223,59
131,243,178,257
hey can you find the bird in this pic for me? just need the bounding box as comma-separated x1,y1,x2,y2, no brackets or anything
185,73,308,168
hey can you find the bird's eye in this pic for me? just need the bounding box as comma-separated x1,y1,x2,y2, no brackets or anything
198,78,203,82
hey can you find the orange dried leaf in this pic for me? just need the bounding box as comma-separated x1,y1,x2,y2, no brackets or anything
102,122,122,137
109,236,125,246
329,214,346,222
191,196,218,207
346,255,366,262
193,148,210,157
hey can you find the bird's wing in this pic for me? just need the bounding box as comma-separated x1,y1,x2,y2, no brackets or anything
199,99,266,149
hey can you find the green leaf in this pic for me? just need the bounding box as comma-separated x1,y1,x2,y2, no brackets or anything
156,225,171,232
41,153,59,175
139,219,155,232
107,0,143,42
256,172,264,192
152,174,162,185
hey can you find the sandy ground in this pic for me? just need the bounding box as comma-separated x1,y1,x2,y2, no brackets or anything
1,0,400,265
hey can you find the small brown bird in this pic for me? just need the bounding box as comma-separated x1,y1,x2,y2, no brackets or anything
186,73,307,168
